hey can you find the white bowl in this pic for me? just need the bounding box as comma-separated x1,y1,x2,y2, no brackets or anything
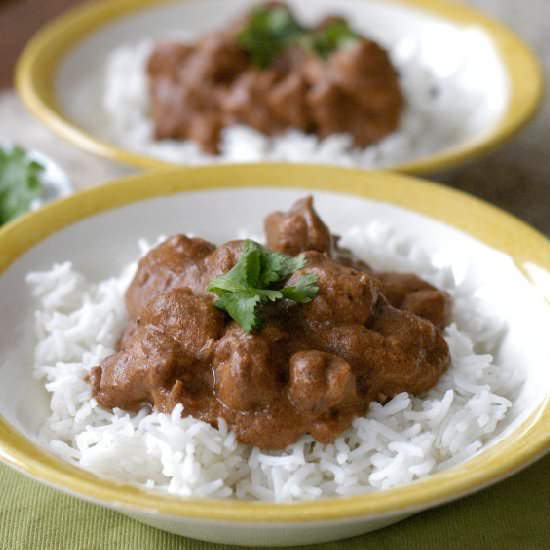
1,165,549,546
16,0,543,174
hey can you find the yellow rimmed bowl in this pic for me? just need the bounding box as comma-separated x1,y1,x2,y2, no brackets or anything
1,164,550,546
16,0,543,175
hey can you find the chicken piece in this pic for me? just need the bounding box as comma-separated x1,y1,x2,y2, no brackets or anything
264,196,333,256
92,289,224,410
213,322,286,410
221,70,288,134
90,326,180,411
139,288,225,360
313,302,449,402
329,39,403,117
303,39,403,146
376,272,451,329
286,251,379,326
367,302,449,397
148,77,193,141
148,34,249,151
266,73,312,130
186,33,250,85
147,41,193,79
307,78,388,146
288,350,357,414
126,235,215,318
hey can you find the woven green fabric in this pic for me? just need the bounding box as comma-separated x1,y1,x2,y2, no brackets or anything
1,456,549,550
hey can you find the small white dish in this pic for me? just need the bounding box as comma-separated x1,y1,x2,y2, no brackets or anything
1,144,72,217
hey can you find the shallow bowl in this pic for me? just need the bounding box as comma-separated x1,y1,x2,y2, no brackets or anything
1,164,550,546
15,0,543,175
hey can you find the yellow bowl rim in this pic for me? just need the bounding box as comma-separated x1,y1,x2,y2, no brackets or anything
1,163,550,523
15,0,544,175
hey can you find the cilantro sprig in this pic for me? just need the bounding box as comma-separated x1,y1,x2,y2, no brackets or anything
207,240,319,332
238,5,305,69
238,5,359,69
308,20,359,59
0,146,44,225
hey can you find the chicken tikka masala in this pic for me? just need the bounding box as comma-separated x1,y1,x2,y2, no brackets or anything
147,2,404,153
91,197,450,450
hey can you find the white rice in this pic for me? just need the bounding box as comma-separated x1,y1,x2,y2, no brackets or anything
28,223,521,501
101,27,492,168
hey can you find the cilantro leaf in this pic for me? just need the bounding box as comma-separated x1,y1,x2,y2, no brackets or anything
0,146,44,225
238,6,360,69
259,250,306,286
209,240,263,292
214,292,262,333
281,273,319,303
207,239,319,332
310,20,359,59
238,5,305,68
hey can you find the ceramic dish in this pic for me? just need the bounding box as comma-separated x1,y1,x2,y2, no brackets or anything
16,0,542,175
1,164,550,546
26,148,73,209
0,144,72,223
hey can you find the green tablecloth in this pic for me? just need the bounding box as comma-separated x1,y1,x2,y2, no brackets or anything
1,456,549,550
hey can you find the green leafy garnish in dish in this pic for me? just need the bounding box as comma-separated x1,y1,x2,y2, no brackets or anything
238,5,305,69
308,20,359,59
238,6,360,69
207,240,319,332
0,146,44,225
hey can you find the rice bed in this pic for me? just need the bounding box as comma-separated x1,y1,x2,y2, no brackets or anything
101,27,492,169
28,222,520,502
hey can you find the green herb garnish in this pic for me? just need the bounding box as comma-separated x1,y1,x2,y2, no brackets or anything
238,6,359,69
309,20,359,59
0,146,44,225
207,240,319,332
238,5,305,69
